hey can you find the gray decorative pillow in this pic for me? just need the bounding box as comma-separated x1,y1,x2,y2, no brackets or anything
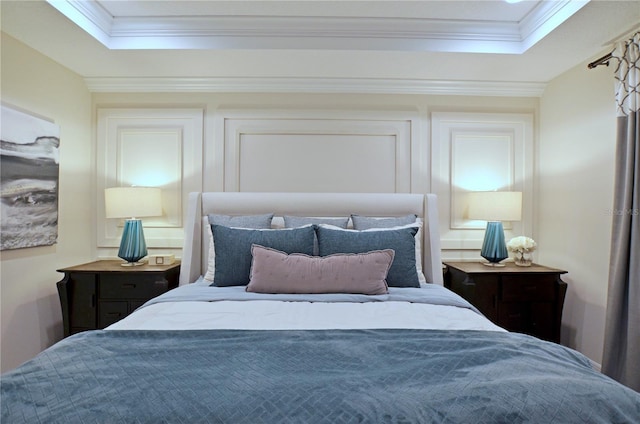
204,213,274,282
283,216,350,255
284,216,349,229
351,214,417,230
212,225,315,287
208,213,274,228
316,224,420,288
246,244,392,295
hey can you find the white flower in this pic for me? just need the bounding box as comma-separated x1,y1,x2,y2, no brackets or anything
507,236,537,253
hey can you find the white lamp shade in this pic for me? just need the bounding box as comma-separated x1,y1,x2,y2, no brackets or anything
468,191,522,222
105,187,162,219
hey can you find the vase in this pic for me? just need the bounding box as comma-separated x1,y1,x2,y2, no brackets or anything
514,251,532,267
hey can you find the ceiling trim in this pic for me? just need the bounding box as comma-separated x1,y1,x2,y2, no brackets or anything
47,0,589,54
518,0,589,51
83,77,547,97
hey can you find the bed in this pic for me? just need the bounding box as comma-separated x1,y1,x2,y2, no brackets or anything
2,192,639,423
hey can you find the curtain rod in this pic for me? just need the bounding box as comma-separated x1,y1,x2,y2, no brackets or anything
588,52,613,69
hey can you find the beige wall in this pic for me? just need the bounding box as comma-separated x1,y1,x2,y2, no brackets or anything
1,34,93,372
539,56,617,365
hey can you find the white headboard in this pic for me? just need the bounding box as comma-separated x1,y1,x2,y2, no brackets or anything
180,192,443,286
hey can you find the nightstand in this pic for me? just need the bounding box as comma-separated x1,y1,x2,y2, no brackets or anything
57,260,180,336
444,261,567,343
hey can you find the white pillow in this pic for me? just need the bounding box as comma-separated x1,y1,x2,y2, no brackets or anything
204,223,216,281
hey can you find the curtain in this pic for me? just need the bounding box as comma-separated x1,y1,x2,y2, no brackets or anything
602,32,640,392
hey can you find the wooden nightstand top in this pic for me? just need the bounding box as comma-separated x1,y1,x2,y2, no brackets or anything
444,261,566,275
57,260,181,273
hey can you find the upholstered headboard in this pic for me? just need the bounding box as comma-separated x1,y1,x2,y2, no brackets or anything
180,192,443,286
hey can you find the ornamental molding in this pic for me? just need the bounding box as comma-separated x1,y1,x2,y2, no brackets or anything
84,77,546,97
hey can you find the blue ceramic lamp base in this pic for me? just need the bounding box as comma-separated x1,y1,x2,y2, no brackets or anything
480,221,508,267
118,219,148,267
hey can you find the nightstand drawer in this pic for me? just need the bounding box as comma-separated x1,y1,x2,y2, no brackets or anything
501,276,556,302
100,275,169,299
498,302,527,331
99,301,128,327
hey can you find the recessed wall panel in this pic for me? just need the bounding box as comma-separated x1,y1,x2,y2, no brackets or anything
451,132,515,229
118,129,183,227
97,108,203,253
431,112,533,260
238,134,396,192
221,115,414,194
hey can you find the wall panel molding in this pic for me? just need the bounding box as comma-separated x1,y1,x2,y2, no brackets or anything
210,109,424,194
96,108,204,252
431,112,534,260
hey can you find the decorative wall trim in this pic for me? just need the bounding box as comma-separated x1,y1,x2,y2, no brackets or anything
96,108,204,252
84,77,547,97
222,118,412,193
431,112,534,261
209,108,424,194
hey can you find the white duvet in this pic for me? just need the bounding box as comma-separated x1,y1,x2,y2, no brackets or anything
108,300,505,332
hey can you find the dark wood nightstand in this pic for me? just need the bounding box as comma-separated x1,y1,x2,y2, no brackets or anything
444,261,567,343
57,260,180,336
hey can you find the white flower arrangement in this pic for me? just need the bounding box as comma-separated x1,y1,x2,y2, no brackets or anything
507,236,537,253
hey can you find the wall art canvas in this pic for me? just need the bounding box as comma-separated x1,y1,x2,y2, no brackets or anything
1,105,60,250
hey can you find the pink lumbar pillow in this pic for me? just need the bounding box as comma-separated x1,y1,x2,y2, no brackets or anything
246,244,393,295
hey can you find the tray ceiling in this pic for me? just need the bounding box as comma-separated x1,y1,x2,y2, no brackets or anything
48,0,587,54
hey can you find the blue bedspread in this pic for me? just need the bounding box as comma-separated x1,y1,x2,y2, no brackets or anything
2,329,639,423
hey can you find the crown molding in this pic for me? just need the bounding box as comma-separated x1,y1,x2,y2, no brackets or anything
49,0,112,46
519,0,589,51
104,17,522,53
47,0,589,54
84,77,546,97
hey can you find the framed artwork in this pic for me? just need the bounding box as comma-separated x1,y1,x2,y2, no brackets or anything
1,105,60,250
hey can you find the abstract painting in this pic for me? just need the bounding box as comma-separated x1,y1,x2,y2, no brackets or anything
1,105,60,250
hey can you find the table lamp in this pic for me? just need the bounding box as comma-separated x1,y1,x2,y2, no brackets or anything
468,191,522,267
105,187,162,266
